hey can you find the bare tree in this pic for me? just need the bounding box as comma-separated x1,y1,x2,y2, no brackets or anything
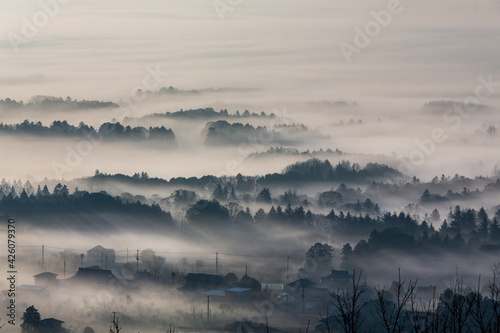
227,202,242,221
466,275,494,333
331,269,367,333
489,264,500,333
438,275,471,333
407,286,441,333
375,269,417,333
140,248,165,278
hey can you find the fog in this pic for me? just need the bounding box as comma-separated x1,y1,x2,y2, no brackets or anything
1,0,500,332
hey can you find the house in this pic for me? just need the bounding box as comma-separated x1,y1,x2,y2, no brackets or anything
37,318,69,333
226,287,253,301
319,270,352,290
238,274,261,291
203,289,226,298
262,283,283,291
33,272,58,286
67,266,122,287
18,285,47,292
86,245,115,268
182,273,225,291
16,285,49,302
287,278,315,292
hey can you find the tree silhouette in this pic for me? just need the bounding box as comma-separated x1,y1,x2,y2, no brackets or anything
256,188,272,203
21,305,40,333
331,269,367,333
305,242,333,270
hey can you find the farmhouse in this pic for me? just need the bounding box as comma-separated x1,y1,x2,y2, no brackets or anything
86,245,115,268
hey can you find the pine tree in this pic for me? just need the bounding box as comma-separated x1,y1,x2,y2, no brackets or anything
256,188,272,203
490,217,500,242
21,305,41,333
477,207,490,238
340,243,353,270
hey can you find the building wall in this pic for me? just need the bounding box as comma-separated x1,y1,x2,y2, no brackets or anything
86,250,115,268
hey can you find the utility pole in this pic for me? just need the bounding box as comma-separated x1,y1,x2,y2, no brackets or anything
245,265,248,276
215,252,219,275
64,260,66,279
206,296,210,327
286,256,289,282
301,286,305,314
105,253,108,269
126,248,128,263
41,245,45,271
136,250,139,273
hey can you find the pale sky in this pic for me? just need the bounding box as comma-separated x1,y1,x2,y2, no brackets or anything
1,0,499,181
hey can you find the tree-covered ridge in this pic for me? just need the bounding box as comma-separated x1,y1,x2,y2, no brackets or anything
3,175,500,259
247,146,343,159
421,100,493,114
203,120,280,146
261,159,402,183
202,121,330,146
138,85,259,96
73,159,404,190
146,107,273,120
341,206,500,271
0,120,176,143
0,95,118,110
0,183,174,231
419,181,500,204
272,122,330,140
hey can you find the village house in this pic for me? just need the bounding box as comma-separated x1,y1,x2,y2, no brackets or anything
37,318,69,333
86,245,115,268
67,266,123,288
33,272,58,286
319,270,353,290
182,273,225,291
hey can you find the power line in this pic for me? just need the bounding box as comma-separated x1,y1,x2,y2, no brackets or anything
14,245,304,261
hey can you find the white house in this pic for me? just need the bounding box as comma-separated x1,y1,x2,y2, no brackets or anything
86,245,115,269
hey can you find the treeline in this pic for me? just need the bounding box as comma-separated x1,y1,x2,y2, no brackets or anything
147,107,272,120
247,146,343,159
3,177,500,253
341,206,500,270
138,85,258,96
421,100,490,114
0,185,174,231
202,120,329,146
420,184,500,204
84,159,399,188
0,96,118,110
203,120,281,146
261,159,401,183
0,120,175,143
81,163,392,208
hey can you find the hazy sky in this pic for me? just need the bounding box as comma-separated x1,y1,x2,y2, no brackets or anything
1,0,500,181
1,0,499,102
